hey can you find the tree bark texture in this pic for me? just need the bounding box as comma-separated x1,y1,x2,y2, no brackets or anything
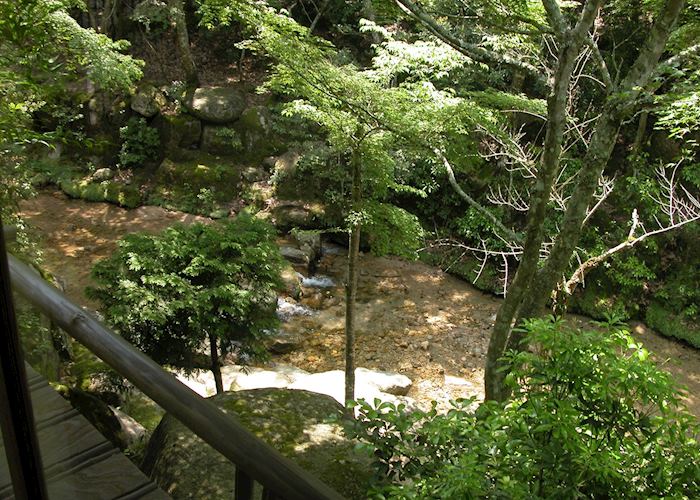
169,0,199,87
209,332,224,394
484,1,602,402
344,153,362,406
485,0,685,401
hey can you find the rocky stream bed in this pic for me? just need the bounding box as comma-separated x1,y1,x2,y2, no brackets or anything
19,191,700,417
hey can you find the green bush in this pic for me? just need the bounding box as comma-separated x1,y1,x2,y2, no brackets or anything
119,117,160,168
646,301,700,348
347,318,700,498
87,216,284,384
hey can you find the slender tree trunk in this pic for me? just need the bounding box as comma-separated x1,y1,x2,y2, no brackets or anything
169,0,199,87
87,0,99,29
309,0,329,33
485,0,685,402
485,0,604,402
485,30,587,402
209,332,224,394
101,0,113,36
344,152,362,407
632,111,649,153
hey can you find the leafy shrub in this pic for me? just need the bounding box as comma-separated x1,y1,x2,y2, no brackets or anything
363,201,424,258
347,318,700,498
87,216,284,384
131,0,171,34
118,117,160,168
646,301,700,348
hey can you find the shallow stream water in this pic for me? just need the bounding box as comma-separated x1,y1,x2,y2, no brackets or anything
20,191,700,414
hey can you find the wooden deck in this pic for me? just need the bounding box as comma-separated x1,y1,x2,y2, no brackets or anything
0,365,169,499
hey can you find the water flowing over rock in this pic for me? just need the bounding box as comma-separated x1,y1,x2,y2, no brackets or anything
276,297,314,322
184,87,246,123
141,389,373,499
300,275,335,288
173,364,413,406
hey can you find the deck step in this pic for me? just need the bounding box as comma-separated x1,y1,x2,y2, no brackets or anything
0,365,169,499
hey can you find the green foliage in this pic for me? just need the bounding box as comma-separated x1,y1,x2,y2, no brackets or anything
362,22,468,85
87,216,284,371
362,202,424,258
646,301,700,348
131,0,172,34
147,155,242,214
348,318,700,498
50,11,143,92
119,117,160,168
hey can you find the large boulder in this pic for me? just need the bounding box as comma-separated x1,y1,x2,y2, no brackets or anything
280,263,303,299
292,230,322,263
201,125,244,156
236,106,278,159
154,113,202,154
288,369,413,404
141,389,372,499
272,204,322,232
131,85,167,118
184,87,246,124
280,245,312,269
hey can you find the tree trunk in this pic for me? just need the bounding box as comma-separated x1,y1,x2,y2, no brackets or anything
485,0,685,402
484,22,589,402
344,152,362,407
632,111,649,153
168,0,199,87
209,332,224,394
101,0,114,36
309,0,329,33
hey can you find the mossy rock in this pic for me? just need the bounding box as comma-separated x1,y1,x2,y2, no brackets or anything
61,387,127,450
419,248,502,295
58,177,143,208
131,84,167,118
200,125,244,156
184,87,247,124
645,301,700,348
569,282,632,321
271,203,326,232
235,106,281,161
148,155,242,214
141,388,372,499
154,113,202,154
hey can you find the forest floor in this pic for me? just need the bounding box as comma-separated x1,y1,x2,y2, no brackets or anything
19,191,700,416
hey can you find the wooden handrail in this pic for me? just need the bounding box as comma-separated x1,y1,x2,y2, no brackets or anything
7,253,345,500
3,226,17,242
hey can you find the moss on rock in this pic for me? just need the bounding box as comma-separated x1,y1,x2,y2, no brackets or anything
646,301,700,348
141,388,372,499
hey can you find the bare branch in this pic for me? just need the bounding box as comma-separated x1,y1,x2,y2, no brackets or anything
435,149,522,244
585,35,614,90
566,165,700,295
582,175,615,225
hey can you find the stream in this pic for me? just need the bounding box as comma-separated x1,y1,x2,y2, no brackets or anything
19,191,700,414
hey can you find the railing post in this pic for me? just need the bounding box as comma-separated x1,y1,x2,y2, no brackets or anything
235,468,254,500
0,219,49,499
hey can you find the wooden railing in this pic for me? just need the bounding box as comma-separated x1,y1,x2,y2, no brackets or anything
6,249,345,500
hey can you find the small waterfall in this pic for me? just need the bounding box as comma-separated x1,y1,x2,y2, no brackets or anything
300,275,335,288
276,298,315,322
